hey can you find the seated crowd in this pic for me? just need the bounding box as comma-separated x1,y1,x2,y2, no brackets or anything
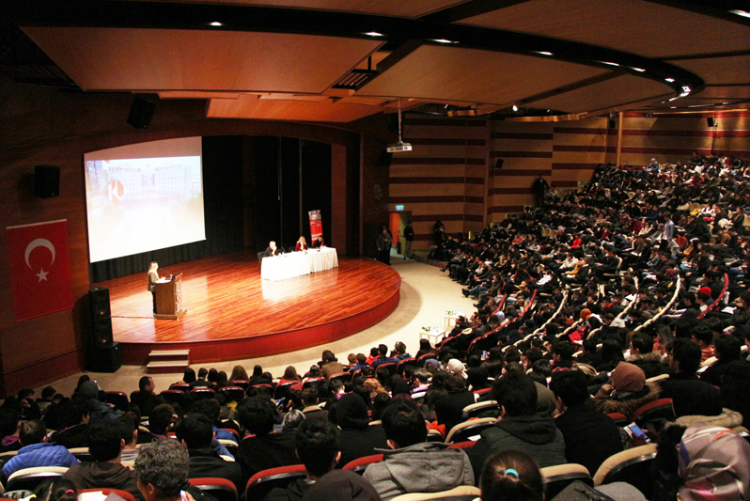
2,155,750,501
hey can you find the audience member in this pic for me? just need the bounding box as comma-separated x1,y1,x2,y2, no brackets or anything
62,418,143,501
468,372,565,479
363,399,473,500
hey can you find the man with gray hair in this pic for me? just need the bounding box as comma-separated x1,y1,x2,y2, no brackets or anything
135,439,191,501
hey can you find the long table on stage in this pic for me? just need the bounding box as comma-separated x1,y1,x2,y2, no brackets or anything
261,247,339,281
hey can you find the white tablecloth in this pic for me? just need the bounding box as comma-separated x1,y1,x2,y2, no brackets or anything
261,247,339,281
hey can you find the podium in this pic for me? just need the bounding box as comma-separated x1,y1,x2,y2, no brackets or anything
154,273,187,320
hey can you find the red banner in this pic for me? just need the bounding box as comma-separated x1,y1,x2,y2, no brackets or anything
6,220,74,321
308,210,323,242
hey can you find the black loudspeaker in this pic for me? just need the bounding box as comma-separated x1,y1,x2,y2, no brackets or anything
127,95,157,129
90,287,111,318
494,159,504,170
33,165,60,198
90,343,122,373
608,118,617,129
93,318,113,347
90,287,113,347
707,118,716,127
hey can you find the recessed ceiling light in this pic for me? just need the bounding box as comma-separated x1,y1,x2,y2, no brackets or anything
364,32,384,37
599,61,620,67
630,67,646,73
670,106,677,109
729,9,750,18
534,51,554,56
209,21,223,26
664,78,675,83
432,39,458,44
669,97,680,102
512,105,518,112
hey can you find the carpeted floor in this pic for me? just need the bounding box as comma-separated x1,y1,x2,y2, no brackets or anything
38,258,475,397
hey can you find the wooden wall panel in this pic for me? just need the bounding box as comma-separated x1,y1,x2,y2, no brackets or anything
618,114,750,165
389,116,489,247
489,122,554,222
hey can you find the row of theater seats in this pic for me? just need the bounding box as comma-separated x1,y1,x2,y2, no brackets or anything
0,442,660,501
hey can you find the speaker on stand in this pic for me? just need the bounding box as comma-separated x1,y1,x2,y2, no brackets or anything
88,287,121,372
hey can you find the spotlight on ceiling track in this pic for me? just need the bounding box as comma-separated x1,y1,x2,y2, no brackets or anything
432,39,458,44
630,67,646,73
534,51,554,56
729,9,750,18
209,21,223,26
512,105,518,112
664,78,675,83
364,32,384,37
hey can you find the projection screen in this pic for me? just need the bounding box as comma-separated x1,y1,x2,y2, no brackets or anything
84,137,205,263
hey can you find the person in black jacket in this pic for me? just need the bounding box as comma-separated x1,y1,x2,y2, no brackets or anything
549,371,623,476
336,393,387,468
130,377,164,418
265,419,342,501
403,222,415,259
237,398,300,486
175,413,243,494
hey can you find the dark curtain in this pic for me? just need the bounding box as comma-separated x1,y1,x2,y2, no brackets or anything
89,136,245,282
253,137,331,253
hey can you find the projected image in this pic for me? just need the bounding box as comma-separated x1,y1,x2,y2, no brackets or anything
84,137,206,262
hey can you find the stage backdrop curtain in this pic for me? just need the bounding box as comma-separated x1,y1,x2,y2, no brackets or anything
89,136,245,283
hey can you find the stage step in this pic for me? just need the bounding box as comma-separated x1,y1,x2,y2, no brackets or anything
148,349,190,361
147,349,190,373
147,360,190,374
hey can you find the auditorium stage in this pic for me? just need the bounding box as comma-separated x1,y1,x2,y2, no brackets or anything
94,252,401,365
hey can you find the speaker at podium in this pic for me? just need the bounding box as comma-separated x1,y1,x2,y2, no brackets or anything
155,272,187,320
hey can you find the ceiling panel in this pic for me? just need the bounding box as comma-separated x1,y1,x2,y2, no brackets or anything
357,45,609,105
695,86,750,99
124,0,469,18
158,91,240,99
22,27,383,93
460,0,750,58
525,74,673,113
667,55,750,85
207,94,383,122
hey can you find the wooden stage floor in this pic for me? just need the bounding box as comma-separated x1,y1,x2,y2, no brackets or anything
94,253,401,364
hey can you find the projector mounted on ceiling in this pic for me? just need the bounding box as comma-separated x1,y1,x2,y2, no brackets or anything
387,141,412,153
387,99,412,153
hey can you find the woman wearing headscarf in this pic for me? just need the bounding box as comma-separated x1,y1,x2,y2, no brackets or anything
593,361,659,417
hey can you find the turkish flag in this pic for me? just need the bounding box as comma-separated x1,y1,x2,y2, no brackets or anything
6,220,74,321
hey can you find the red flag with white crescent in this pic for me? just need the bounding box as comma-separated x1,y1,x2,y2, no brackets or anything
6,220,74,321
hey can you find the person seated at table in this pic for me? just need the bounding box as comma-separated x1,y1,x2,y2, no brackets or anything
264,241,282,257
295,236,308,252
312,236,325,248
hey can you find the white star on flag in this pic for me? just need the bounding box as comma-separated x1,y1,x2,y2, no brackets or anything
36,269,49,282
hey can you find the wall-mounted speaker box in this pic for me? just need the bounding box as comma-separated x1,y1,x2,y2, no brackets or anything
608,118,617,129
707,118,716,127
494,159,504,170
127,95,157,129
34,165,60,198
90,343,122,373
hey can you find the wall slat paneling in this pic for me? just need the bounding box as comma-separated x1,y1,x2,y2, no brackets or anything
389,116,489,246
